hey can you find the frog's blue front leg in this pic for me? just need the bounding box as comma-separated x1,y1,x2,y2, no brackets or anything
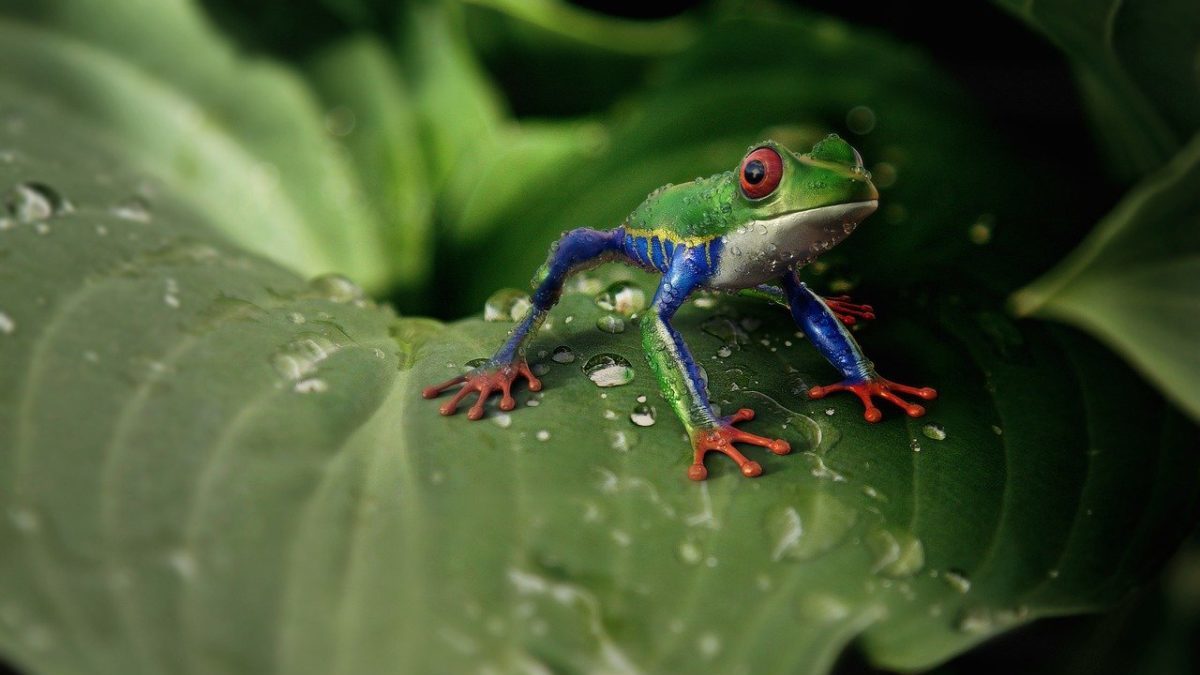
645,247,791,480
423,227,625,419
780,272,937,421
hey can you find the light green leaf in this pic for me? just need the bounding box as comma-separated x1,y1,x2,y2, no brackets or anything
0,0,391,289
994,0,1200,177
1012,133,1200,422
2,91,1195,675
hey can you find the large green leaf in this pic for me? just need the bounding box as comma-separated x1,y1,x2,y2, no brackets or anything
0,0,391,289
2,90,1196,675
994,0,1200,177
1012,133,1200,422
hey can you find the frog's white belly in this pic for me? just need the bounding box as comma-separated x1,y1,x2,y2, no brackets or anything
707,200,877,289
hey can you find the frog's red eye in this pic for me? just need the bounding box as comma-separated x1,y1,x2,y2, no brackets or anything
739,147,783,200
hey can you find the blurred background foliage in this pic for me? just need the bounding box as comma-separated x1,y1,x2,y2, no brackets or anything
1,0,1198,672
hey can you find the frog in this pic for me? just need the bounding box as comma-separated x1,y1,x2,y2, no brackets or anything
423,135,937,480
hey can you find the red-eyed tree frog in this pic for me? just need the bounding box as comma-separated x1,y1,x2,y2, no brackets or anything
424,135,937,480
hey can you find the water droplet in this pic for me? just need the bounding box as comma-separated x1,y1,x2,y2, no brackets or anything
865,528,925,578
909,438,922,453
582,353,635,387
824,407,836,416
943,569,971,593
0,310,14,335
697,632,721,659
168,549,197,581
271,333,339,381
4,182,70,223
308,273,364,303
846,106,876,134
922,423,946,441
294,378,328,394
594,281,646,316
288,312,306,324
163,278,181,309
991,425,1003,436
630,403,656,427
492,413,512,429
716,345,732,358
8,507,38,533
969,214,995,245
111,196,152,223
532,362,550,376
535,430,550,441
595,314,625,333
484,288,531,322
551,345,576,363
676,539,703,565
955,605,1028,634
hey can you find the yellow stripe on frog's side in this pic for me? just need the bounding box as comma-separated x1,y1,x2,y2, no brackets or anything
622,227,715,249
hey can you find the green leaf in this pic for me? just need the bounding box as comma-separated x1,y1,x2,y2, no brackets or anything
994,0,1200,177
1012,133,1200,422
0,0,392,289
2,92,1196,675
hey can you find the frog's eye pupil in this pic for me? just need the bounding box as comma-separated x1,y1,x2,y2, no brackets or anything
744,160,765,185
739,146,783,199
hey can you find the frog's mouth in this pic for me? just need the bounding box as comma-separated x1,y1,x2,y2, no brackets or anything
761,199,878,263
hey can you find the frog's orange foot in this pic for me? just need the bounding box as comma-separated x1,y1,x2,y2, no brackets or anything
422,359,542,420
808,376,936,422
823,295,875,326
687,408,791,481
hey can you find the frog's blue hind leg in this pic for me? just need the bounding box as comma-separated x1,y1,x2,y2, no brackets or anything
643,247,791,480
423,227,628,419
780,272,936,422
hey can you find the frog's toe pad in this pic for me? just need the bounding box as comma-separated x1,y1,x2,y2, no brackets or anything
809,375,937,422
688,410,789,480
423,359,541,419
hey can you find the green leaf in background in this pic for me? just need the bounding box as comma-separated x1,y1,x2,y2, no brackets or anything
2,91,1196,675
995,0,1200,178
1012,133,1200,422
0,0,392,289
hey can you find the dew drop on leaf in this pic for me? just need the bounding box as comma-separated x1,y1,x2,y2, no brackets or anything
111,196,152,223
483,288,531,322
0,310,14,335
308,273,365,304
629,403,656,427
4,182,70,223
942,569,971,593
922,423,946,441
595,314,626,333
551,345,576,363
865,527,925,578
582,353,634,387
594,280,646,316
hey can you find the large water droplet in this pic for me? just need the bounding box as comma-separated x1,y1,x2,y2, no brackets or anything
484,288,531,322
582,353,634,387
0,310,14,335
865,528,925,578
594,280,646,317
5,182,69,223
630,403,656,427
551,345,576,364
763,495,857,562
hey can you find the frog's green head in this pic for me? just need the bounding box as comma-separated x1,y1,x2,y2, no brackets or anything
706,135,878,283
739,135,879,214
